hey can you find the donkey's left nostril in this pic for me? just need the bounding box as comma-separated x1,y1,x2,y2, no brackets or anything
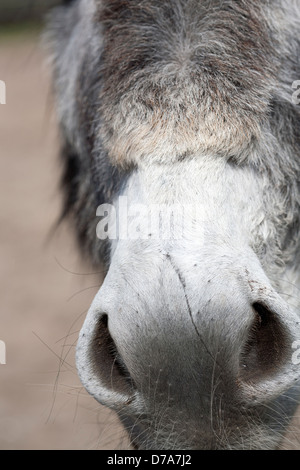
90,313,135,395
240,302,290,382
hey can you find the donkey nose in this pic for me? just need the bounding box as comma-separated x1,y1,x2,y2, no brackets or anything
76,283,300,412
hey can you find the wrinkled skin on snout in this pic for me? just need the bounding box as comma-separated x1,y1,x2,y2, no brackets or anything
47,0,300,450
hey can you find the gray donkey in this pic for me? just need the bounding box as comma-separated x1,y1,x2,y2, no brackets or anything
47,0,300,449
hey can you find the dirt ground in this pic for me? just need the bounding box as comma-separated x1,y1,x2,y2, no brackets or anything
0,32,130,450
0,31,300,451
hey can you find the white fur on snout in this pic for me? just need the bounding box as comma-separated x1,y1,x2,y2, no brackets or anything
77,158,300,448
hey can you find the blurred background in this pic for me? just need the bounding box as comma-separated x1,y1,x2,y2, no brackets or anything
0,0,130,450
0,0,59,23
0,0,299,451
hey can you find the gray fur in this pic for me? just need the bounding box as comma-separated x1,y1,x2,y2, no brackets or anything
47,0,300,450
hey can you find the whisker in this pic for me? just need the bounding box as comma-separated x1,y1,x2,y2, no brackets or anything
67,285,101,302
54,256,106,277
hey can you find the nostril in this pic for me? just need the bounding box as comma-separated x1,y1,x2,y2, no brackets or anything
100,315,129,377
240,302,290,382
90,314,135,396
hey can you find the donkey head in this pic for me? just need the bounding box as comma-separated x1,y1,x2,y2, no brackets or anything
48,0,300,449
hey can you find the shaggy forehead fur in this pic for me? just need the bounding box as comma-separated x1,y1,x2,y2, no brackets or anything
99,0,276,165
96,0,300,170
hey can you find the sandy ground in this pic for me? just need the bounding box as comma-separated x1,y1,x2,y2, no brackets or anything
0,33,130,450
0,32,300,451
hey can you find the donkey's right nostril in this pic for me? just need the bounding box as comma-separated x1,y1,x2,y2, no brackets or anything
240,302,290,383
89,314,135,396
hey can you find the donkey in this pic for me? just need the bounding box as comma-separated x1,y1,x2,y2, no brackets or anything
47,0,300,449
